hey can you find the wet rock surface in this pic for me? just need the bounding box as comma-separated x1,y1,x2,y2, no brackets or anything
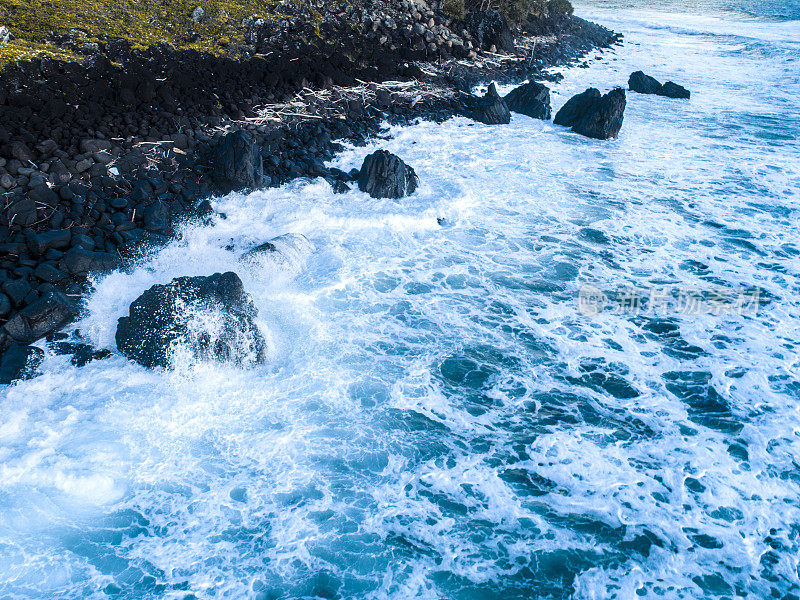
357,150,419,199
467,83,511,125
0,343,43,384
2,291,78,346
554,87,626,139
504,80,552,120
629,71,690,99
115,271,266,369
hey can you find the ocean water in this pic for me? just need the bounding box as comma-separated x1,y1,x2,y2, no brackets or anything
2,1,800,598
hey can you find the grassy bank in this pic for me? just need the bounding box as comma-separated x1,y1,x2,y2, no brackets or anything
0,0,293,66
0,0,573,68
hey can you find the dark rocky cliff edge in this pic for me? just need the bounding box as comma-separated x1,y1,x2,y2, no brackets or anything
0,0,620,371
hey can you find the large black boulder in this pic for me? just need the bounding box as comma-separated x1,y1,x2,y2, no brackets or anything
661,81,691,99
554,88,626,140
464,10,515,52
628,71,663,95
0,344,44,385
554,88,600,127
60,247,121,276
208,130,265,194
115,272,267,369
504,81,552,120
468,83,511,125
26,229,71,257
2,291,79,345
357,150,419,199
629,71,691,99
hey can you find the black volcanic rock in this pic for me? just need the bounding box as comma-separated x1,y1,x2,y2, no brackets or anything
504,81,552,120
49,341,113,367
554,88,600,127
661,81,691,99
554,87,626,140
26,229,71,257
468,83,511,125
115,271,266,369
357,150,419,199
464,10,515,52
60,248,121,276
2,291,78,345
628,71,663,95
629,71,691,99
0,344,44,384
208,130,265,193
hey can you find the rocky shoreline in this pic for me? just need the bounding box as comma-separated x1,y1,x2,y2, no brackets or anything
0,0,620,381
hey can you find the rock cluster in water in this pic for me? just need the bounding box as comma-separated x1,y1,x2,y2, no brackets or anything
554,87,627,139
628,71,691,99
0,2,622,380
115,271,266,369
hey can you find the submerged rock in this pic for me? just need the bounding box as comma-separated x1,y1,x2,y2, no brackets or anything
357,150,419,199
468,83,511,125
464,10,515,52
240,233,314,265
504,81,552,120
0,344,43,384
554,87,626,140
116,272,266,369
208,130,265,194
50,341,113,367
629,71,690,99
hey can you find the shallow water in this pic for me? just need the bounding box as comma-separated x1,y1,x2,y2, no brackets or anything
2,1,800,598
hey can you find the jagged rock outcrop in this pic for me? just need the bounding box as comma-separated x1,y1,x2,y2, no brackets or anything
504,81,552,120
628,71,662,95
629,71,691,99
468,83,512,125
115,271,266,369
554,87,626,139
357,150,419,199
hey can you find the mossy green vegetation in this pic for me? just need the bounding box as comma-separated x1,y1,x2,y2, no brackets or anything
0,0,574,69
0,0,299,68
0,38,77,67
442,0,572,24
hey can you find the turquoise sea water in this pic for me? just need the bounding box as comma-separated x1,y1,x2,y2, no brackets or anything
1,1,799,598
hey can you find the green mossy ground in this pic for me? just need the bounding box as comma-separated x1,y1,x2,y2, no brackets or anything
0,0,572,69
443,0,572,23
0,0,297,67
